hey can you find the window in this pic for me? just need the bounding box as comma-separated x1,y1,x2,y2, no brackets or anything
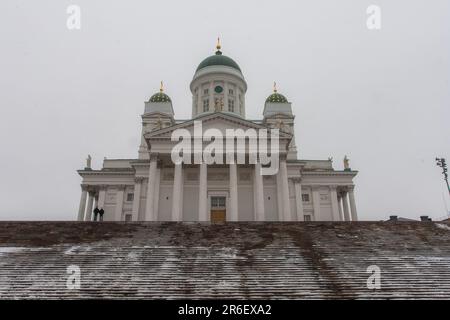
211,196,226,208
228,99,234,112
229,89,234,95
203,99,209,112
203,89,209,95
304,215,311,222
125,214,132,222
126,193,134,202
302,194,310,202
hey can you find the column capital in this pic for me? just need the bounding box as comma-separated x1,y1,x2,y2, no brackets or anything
149,152,159,161
134,177,145,183
81,184,89,191
291,177,302,184
116,184,127,190
329,185,338,191
98,184,108,191
347,185,355,192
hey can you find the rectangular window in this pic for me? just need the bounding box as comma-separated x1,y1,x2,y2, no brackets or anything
125,214,132,222
203,89,209,95
203,99,209,112
302,194,309,202
304,215,311,222
229,89,234,95
228,99,234,112
126,193,134,202
211,196,226,208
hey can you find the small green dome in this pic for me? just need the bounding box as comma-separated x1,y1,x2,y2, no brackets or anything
266,92,288,103
149,92,171,103
196,50,241,73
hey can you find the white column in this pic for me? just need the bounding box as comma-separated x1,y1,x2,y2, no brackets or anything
153,168,161,219
276,170,284,221
198,162,208,221
280,159,292,221
171,163,183,221
342,191,351,221
98,185,107,209
293,178,304,221
348,186,358,221
312,187,321,221
330,186,341,221
77,185,88,221
145,155,158,221
132,177,143,221
253,162,265,221
209,82,214,112
224,82,229,111
229,163,238,221
85,192,94,221
115,185,125,221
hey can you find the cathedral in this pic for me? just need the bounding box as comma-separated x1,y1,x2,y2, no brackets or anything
77,40,358,222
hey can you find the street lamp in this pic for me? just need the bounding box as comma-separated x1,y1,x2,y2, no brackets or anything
436,157,450,196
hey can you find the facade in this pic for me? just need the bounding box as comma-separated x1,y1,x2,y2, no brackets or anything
77,42,358,222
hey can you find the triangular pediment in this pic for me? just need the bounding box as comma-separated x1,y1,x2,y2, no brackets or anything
145,112,292,139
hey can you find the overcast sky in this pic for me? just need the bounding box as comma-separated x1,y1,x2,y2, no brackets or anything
0,0,449,221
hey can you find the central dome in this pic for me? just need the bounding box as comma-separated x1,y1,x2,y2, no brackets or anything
196,42,241,73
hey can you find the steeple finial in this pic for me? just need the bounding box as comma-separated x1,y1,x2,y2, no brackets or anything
216,37,221,51
160,81,164,92
273,82,277,93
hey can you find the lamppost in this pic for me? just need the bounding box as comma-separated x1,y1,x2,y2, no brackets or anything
436,157,450,196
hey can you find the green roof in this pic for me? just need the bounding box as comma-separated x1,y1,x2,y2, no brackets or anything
266,92,288,103
196,50,241,72
149,92,171,103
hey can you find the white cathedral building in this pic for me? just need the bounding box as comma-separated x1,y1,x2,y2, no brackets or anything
77,41,358,223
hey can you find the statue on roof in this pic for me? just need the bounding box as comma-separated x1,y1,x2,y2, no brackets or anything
344,155,350,171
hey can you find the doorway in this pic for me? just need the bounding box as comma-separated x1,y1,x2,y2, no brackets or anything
210,196,226,223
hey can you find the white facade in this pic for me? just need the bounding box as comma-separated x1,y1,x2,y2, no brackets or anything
77,44,358,222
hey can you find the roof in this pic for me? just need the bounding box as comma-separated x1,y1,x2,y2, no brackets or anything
196,50,241,73
266,92,289,103
149,92,171,103
1,221,450,299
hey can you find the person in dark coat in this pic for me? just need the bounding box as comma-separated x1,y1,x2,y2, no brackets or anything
99,208,105,221
93,207,99,221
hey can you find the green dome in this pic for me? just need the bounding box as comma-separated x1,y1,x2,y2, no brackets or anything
266,92,288,103
149,92,171,103
196,50,241,72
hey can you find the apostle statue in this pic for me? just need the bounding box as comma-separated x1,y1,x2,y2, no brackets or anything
86,155,92,169
343,155,350,171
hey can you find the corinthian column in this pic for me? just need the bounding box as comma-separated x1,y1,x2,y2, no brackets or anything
85,191,94,221
253,162,265,221
341,190,350,221
292,178,304,221
348,185,358,221
145,154,158,221
198,162,208,221
229,163,238,221
77,184,88,221
171,162,183,221
280,159,292,221
330,185,340,221
132,177,143,221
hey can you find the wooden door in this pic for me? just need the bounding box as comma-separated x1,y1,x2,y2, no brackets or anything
211,210,226,223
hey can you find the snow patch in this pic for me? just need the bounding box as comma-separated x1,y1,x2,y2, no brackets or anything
436,223,450,231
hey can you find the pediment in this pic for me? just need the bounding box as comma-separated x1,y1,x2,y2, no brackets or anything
145,112,292,139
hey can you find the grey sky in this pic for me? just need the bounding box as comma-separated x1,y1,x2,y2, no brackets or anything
0,0,449,221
